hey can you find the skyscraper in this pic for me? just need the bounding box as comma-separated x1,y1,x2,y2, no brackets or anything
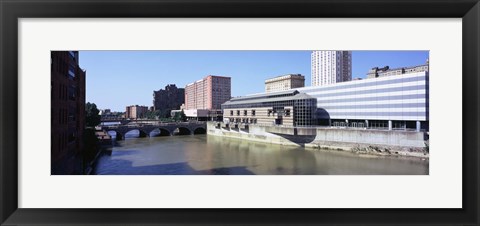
311,51,352,86
185,75,231,110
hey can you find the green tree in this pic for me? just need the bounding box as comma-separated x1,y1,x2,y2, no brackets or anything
180,109,187,122
85,102,101,127
174,110,187,122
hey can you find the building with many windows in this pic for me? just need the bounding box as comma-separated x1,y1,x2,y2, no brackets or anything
153,84,185,117
185,75,231,110
311,51,352,86
222,90,317,127
222,70,429,132
125,105,148,119
51,51,86,175
265,74,305,93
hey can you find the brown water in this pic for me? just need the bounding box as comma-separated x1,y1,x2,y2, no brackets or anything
93,134,429,175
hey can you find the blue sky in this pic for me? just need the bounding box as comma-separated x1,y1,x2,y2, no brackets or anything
80,50,428,112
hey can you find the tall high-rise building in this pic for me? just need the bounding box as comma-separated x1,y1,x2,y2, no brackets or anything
311,51,352,86
51,51,86,175
153,84,185,117
185,75,231,110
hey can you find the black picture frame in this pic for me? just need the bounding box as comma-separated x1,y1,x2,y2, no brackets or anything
1,0,479,225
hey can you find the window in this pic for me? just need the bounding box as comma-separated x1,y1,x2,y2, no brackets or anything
252,110,255,116
243,110,247,116
68,51,76,60
68,108,76,122
68,85,76,101
68,64,75,79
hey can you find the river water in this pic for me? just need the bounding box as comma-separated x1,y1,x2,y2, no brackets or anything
93,134,428,175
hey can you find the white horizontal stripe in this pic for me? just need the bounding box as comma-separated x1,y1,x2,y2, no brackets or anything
307,80,426,96
326,107,426,113
298,72,427,92
318,99,426,107
331,116,427,121
315,89,426,101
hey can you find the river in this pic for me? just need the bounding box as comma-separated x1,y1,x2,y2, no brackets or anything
93,134,428,175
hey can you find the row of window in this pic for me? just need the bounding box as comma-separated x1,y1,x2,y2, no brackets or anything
230,110,256,116
229,118,258,124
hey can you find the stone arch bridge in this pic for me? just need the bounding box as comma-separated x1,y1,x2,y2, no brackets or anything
102,122,206,140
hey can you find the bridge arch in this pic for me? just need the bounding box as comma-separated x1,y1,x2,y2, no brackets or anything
174,127,192,135
193,127,206,134
107,130,123,141
125,129,149,138
150,128,171,137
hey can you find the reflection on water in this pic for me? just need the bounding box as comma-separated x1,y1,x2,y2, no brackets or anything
93,135,429,175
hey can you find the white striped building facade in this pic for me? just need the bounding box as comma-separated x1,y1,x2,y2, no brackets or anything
298,71,428,131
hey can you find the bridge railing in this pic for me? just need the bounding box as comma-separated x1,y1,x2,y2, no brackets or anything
101,121,206,128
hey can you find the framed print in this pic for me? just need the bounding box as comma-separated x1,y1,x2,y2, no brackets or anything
1,0,479,225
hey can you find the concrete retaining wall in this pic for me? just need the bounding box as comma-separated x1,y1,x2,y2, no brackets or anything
207,122,426,150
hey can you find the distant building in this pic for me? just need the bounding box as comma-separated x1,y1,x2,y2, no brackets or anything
153,84,185,117
99,109,111,115
367,60,429,79
311,51,352,86
51,51,86,175
265,74,305,93
171,108,222,121
125,105,148,119
185,75,231,110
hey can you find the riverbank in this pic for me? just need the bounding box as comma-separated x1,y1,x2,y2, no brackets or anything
207,122,429,159
305,143,429,159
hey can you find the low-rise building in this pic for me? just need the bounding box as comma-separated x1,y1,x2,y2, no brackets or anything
265,74,305,93
125,105,148,119
367,61,429,79
221,90,317,126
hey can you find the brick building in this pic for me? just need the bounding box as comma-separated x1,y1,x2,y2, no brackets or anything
185,75,231,110
153,84,185,117
125,105,149,119
51,51,86,175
